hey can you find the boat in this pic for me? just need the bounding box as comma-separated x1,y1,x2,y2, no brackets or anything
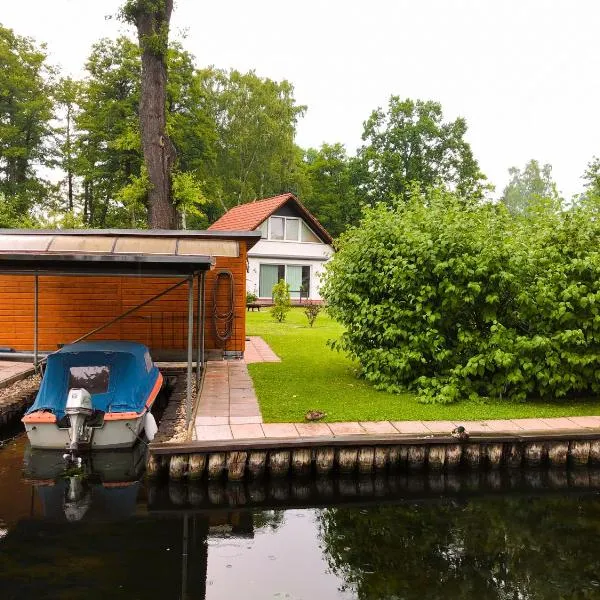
22,341,162,451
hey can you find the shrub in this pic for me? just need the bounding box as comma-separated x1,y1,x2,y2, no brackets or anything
304,301,322,327
270,279,291,322
246,291,258,305
322,188,600,403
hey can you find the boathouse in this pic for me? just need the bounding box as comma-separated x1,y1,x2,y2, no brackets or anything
0,229,260,361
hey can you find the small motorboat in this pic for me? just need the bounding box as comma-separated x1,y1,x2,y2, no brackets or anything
23,341,162,451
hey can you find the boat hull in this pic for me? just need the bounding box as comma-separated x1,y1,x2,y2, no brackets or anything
24,412,146,450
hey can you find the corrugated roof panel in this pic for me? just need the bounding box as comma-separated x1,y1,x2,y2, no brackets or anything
113,237,177,255
0,235,53,252
177,239,239,257
48,235,116,253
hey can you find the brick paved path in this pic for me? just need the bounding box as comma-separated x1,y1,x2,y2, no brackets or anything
244,336,280,363
191,338,600,444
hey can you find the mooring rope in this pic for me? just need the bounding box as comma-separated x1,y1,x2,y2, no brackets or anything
212,270,235,343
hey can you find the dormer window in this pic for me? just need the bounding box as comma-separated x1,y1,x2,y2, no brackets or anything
259,216,320,243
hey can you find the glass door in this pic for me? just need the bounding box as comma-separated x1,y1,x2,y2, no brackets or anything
286,266,303,299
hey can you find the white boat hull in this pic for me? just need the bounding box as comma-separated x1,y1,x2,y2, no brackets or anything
24,411,147,450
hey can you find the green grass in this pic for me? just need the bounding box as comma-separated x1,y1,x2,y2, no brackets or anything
246,307,600,423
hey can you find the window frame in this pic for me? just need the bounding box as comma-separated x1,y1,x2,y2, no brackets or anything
258,263,311,299
265,216,321,244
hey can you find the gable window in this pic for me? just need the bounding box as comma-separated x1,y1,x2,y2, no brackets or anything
262,216,320,243
259,264,311,299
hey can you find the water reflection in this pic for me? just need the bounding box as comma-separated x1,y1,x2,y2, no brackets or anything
2,437,600,599
319,496,600,599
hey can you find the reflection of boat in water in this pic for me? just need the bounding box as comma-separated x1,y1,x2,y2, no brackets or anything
22,341,161,450
23,441,147,522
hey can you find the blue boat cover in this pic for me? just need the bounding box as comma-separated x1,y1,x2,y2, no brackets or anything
26,341,160,420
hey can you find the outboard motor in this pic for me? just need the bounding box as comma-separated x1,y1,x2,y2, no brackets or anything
65,388,93,452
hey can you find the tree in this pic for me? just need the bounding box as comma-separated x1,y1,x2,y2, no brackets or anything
75,37,143,227
582,156,600,197
300,143,360,237
121,0,177,229
501,159,561,215
0,24,55,221
355,97,488,205
203,69,306,213
54,77,82,213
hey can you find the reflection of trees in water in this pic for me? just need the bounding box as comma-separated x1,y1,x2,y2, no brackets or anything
318,496,600,599
253,509,284,532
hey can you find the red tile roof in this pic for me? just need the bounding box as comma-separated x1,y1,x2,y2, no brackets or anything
208,193,333,244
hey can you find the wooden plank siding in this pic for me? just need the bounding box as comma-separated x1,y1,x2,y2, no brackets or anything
0,244,248,355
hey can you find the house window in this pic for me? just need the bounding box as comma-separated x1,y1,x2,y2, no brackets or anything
263,216,320,243
270,217,285,240
257,220,268,239
301,221,320,243
259,264,311,299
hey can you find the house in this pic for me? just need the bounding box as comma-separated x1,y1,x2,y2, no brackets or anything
208,193,333,302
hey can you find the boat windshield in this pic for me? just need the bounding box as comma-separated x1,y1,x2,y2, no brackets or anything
68,366,110,395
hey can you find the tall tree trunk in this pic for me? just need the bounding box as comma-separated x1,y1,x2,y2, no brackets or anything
131,0,176,229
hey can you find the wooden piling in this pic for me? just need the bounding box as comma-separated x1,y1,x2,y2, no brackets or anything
505,443,523,468
445,444,462,470
291,448,312,476
387,446,406,470
146,453,164,478
547,442,569,468
337,448,358,474
248,451,267,478
188,454,207,479
485,443,503,469
357,447,375,474
589,440,600,466
524,442,545,467
207,453,226,480
227,451,248,481
374,447,389,471
269,450,290,477
569,440,590,467
169,454,188,481
407,445,426,470
428,445,446,471
315,448,335,475
464,444,481,469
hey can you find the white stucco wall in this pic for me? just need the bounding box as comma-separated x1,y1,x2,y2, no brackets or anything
247,238,333,301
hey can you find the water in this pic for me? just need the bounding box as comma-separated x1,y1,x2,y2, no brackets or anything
2,435,600,599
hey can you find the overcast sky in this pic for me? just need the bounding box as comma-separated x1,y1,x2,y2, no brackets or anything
3,0,599,198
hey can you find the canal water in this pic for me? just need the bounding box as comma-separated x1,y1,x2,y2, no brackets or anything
2,434,600,599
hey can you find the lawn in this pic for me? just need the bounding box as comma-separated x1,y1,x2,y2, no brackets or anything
246,307,600,423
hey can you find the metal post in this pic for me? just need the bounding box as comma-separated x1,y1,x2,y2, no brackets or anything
200,271,205,368
195,273,201,390
34,274,38,372
186,275,194,428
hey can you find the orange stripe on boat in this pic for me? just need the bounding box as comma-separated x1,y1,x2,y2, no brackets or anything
22,412,57,424
104,371,162,421
145,371,163,409
104,411,139,421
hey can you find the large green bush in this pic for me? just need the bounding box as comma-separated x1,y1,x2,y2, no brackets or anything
322,190,600,403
